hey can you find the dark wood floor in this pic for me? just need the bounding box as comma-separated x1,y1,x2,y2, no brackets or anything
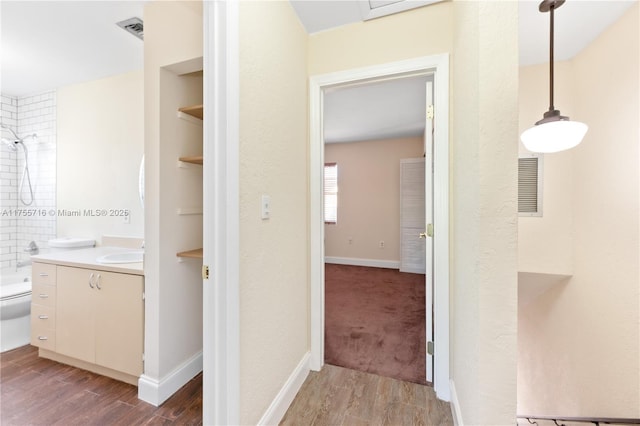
281,364,453,426
0,345,202,425
3,345,452,425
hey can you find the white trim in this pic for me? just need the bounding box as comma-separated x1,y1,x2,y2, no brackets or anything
138,351,203,406
309,55,450,398
257,352,311,426
203,1,240,425
309,68,325,372
432,54,450,402
325,256,400,269
358,0,445,21
449,379,463,426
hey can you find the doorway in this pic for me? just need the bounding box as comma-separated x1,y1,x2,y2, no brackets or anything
309,55,451,400
322,75,431,384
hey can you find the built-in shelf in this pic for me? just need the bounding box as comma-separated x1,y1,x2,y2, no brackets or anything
176,100,203,262
176,207,203,216
179,156,203,165
178,104,203,120
176,248,203,259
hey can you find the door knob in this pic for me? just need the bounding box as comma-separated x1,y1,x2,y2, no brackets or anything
419,232,427,239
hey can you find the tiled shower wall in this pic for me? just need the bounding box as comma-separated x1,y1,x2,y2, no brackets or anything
0,91,57,270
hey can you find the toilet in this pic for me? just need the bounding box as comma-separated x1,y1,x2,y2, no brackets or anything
0,237,95,352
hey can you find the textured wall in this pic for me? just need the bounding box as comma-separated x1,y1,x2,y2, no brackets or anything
451,0,519,424
324,137,423,264
238,2,309,424
308,2,453,75
518,3,640,417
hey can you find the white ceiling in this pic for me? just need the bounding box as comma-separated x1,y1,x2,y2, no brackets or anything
324,75,432,143
1,1,145,97
0,0,635,142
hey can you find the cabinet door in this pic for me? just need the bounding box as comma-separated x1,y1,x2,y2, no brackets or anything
56,266,96,363
94,271,144,377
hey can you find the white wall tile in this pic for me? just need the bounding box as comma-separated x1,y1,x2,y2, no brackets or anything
1,91,56,269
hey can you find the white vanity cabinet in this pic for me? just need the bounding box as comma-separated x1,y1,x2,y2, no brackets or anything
55,266,144,380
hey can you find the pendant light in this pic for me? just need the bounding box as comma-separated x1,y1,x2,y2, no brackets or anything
520,0,588,153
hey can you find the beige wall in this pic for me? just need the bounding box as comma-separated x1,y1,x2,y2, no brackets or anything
57,71,144,243
238,2,309,424
324,137,423,263
308,1,453,75
143,0,203,383
450,1,518,424
518,62,574,275
518,4,640,417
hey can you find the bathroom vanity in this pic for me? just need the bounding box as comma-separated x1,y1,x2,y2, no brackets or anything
30,247,144,385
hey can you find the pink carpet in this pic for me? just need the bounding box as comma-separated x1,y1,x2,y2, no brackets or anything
324,263,428,385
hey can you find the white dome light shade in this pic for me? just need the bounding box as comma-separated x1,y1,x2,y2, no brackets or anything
521,120,588,153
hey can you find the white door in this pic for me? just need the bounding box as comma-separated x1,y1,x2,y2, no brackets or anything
424,79,434,383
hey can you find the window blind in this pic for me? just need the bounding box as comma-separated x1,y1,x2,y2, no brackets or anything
324,163,338,224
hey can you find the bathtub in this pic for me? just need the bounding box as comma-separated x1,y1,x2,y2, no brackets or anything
1,267,32,352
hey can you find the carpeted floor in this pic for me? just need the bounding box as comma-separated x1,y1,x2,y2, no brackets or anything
324,263,428,385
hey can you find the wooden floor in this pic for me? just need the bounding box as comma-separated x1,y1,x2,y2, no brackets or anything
2,345,452,425
0,345,202,425
281,364,453,426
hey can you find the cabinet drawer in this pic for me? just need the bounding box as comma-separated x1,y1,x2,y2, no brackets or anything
31,327,55,351
31,304,56,329
32,283,56,308
32,263,56,286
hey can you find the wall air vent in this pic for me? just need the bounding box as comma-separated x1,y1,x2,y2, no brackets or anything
116,17,144,41
518,154,544,217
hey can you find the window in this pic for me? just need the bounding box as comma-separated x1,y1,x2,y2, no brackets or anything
518,154,543,217
324,163,338,224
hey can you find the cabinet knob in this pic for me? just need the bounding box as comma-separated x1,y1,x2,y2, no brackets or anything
96,274,102,290
38,294,48,299
38,315,49,320
89,272,95,288
38,336,48,341
39,272,48,277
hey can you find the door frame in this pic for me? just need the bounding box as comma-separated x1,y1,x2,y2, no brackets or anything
203,1,240,425
309,54,450,400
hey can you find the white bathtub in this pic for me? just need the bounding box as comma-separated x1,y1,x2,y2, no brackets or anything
1,267,32,352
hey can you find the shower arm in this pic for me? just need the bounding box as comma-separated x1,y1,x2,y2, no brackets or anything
1,123,21,141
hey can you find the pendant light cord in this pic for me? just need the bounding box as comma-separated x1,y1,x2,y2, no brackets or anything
549,3,555,111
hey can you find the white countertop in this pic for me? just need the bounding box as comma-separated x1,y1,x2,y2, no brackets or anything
31,246,144,276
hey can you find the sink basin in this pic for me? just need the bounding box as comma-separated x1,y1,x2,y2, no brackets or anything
97,251,144,264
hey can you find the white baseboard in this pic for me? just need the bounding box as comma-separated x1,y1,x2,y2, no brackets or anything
324,256,400,269
449,379,463,426
138,351,203,406
258,351,311,426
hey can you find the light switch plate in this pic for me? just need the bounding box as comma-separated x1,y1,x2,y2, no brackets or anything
261,194,271,220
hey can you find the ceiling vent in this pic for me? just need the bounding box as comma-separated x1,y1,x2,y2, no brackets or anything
116,17,144,41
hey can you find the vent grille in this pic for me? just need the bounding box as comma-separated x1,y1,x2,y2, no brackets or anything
117,17,144,40
518,156,542,215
